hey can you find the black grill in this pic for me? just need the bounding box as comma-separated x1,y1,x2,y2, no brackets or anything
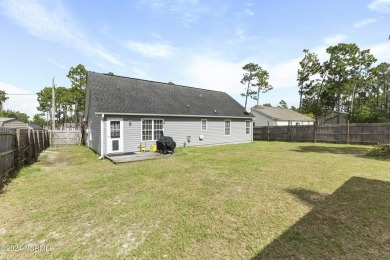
156,136,176,154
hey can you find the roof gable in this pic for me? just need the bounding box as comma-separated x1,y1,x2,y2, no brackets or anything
86,72,252,118
0,118,28,128
251,106,315,122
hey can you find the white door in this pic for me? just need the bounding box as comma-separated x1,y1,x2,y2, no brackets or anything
107,118,123,154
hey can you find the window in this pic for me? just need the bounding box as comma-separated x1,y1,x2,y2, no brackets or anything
225,120,231,136
245,121,250,135
154,119,164,140
110,121,120,138
142,119,153,141
201,119,207,130
142,119,164,141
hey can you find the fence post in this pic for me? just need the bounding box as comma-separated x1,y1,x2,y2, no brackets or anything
43,131,46,148
313,123,317,143
267,121,270,141
14,129,21,170
287,120,291,141
347,120,350,144
42,130,45,149
26,129,32,164
32,130,37,160
37,130,41,153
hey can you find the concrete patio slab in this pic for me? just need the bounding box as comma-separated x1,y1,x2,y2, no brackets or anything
105,152,173,164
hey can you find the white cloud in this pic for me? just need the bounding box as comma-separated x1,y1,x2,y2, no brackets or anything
0,0,123,66
353,18,379,28
184,55,248,94
0,82,39,119
235,24,247,40
46,58,67,69
323,34,347,46
244,8,254,16
368,41,390,62
184,55,300,95
368,0,390,13
126,40,174,58
139,0,206,27
182,55,302,110
267,58,301,90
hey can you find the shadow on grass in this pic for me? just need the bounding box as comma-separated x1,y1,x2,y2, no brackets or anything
0,170,20,194
292,145,370,155
253,177,390,259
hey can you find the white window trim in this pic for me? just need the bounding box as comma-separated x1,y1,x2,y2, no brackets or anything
245,120,251,135
201,119,207,130
141,118,164,141
224,120,231,136
106,117,124,154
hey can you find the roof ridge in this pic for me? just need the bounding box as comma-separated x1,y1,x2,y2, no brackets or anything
88,71,228,94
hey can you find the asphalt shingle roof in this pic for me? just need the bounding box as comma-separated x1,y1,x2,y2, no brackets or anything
252,105,315,121
87,71,252,118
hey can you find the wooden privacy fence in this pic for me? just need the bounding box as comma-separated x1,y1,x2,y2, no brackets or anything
253,123,390,145
50,130,81,146
0,128,50,186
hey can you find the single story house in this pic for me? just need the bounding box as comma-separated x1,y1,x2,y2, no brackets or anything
251,105,315,126
28,123,44,130
61,123,80,131
0,118,29,128
317,111,348,125
84,72,254,156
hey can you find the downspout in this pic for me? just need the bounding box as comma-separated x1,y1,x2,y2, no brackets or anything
251,118,254,143
99,114,105,159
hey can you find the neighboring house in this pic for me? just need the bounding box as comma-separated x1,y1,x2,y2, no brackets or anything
62,123,80,131
0,118,29,128
84,72,254,156
317,111,348,125
251,106,315,126
28,123,44,130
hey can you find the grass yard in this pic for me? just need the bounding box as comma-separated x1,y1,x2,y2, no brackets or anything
0,142,389,259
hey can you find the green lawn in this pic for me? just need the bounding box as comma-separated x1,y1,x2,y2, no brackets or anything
0,142,389,259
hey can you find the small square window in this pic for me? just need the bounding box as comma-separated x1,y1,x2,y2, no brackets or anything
225,120,231,136
201,119,207,130
110,121,120,138
245,121,250,135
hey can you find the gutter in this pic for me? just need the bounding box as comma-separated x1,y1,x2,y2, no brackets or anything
95,112,254,119
99,114,104,159
251,118,254,143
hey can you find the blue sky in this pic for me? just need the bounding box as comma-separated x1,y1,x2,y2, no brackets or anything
1,0,390,118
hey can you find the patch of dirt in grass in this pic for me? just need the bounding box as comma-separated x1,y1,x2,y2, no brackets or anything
117,230,144,256
38,149,69,167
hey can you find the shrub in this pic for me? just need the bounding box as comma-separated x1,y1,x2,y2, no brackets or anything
367,144,390,158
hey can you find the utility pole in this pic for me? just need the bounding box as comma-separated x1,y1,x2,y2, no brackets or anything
52,77,55,131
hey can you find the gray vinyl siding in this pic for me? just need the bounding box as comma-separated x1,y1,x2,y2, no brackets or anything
252,110,275,127
163,117,251,148
102,119,107,155
123,116,142,153
88,97,101,154
2,120,28,129
102,116,251,154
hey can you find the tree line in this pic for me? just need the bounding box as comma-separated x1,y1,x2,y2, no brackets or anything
36,64,87,129
297,43,390,123
0,64,87,128
2,44,389,126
